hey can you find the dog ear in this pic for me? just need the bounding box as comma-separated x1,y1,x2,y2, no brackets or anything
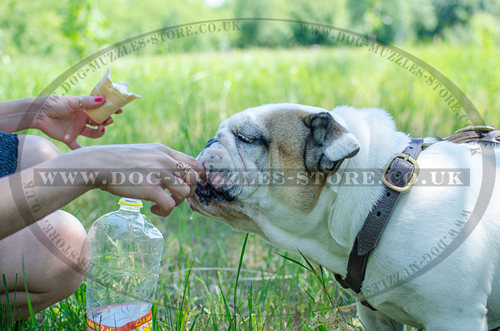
303,112,360,173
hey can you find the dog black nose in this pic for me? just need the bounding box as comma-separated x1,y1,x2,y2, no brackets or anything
205,137,218,148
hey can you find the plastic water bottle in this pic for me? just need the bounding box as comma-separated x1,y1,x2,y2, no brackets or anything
86,198,163,331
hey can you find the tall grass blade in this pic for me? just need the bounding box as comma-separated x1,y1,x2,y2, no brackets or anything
219,281,234,331
233,233,249,325
275,252,311,271
2,274,12,324
248,282,253,331
177,260,194,330
21,255,36,327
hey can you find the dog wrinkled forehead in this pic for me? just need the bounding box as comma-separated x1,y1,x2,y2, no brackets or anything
218,103,359,195
240,103,329,119
225,103,330,136
237,104,324,145
223,104,359,167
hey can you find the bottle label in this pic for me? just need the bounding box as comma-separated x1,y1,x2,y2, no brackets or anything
87,305,152,331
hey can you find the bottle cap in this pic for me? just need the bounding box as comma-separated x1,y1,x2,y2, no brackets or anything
118,198,143,207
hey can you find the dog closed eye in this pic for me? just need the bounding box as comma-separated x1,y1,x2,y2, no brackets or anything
237,133,255,144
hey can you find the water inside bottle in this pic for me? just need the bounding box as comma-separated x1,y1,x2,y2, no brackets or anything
87,302,151,328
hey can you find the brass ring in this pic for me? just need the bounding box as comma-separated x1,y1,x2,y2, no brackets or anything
176,161,192,178
78,96,84,110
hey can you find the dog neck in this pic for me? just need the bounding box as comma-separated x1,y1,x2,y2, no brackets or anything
323,106,410,275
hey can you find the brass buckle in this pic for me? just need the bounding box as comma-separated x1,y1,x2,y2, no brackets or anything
381,153,419,193
455,125,496,134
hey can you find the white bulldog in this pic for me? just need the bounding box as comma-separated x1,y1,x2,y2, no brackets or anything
187,103,500,330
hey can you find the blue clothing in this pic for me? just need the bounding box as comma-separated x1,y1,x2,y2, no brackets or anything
0,131,18,177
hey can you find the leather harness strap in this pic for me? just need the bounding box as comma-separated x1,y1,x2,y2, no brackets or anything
335,138,423,309
445,125,500,145
334,126,500,310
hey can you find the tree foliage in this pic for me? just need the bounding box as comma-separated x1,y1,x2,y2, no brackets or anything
0,0,499,60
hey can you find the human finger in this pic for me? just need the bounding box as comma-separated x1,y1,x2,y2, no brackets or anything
161,174,191,206
67,139,81,150
81,125,106,139
102,117,114,126
172,160,199,196
87,117,107,127
169,151,206,181
78,96,105,110
182,169,199,197
149,189,177,216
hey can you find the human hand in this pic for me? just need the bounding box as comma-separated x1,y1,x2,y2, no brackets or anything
79,143,206,216
33,95,122,149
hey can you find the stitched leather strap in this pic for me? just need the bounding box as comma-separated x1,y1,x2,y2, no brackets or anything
334,127,500,311
336,139,423,296
444,127,500,145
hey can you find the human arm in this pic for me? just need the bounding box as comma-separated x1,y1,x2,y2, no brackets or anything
0,143,205,239
0,95,119,149
0,97,42,133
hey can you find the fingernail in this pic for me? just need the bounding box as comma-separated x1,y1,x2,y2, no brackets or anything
94,96,104,102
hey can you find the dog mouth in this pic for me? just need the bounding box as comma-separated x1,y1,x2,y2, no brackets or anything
195,179,235,204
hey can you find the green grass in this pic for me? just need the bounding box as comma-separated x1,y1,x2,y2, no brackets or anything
1,44,499,329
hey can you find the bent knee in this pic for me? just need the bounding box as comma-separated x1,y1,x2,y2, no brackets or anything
39,211,87,303
45,210,87,243
17,134,60,170
0,210,87,293
32,211,87,301
0,211,86,318
41,211,87,303
42,210,88,274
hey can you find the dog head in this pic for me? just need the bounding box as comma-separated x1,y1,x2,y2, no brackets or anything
187,103,360,237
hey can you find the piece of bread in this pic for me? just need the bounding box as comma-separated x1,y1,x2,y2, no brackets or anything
86,68,141,124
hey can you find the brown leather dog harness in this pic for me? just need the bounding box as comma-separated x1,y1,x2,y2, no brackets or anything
334,126,500,310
